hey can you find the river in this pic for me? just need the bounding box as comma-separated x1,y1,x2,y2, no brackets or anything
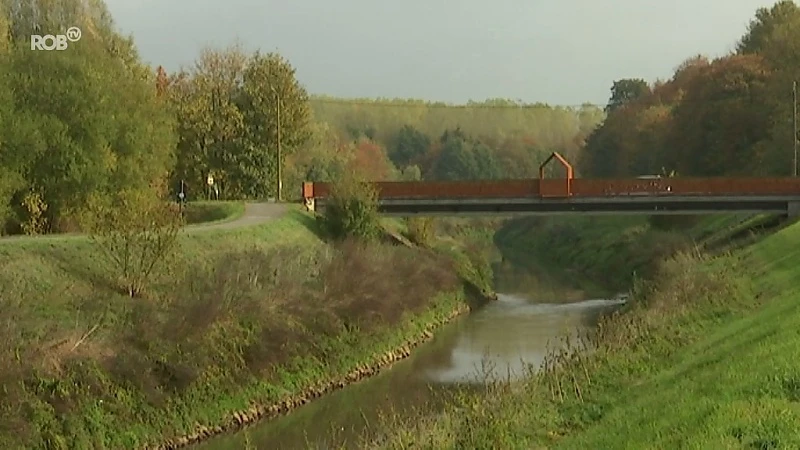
195,261,625,450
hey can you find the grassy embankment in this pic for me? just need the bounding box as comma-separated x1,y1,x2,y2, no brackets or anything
0,206,490,449
367,213,800,449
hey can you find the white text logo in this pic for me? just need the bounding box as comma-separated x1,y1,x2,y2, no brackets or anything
31,27,81,51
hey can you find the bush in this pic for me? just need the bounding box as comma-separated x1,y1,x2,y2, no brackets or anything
319,175,381,241
406,217,436,247
82,188,184,298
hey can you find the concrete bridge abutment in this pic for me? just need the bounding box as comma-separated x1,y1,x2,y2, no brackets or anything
788,201,800,218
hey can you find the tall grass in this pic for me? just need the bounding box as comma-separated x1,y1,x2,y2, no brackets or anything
0,231,465,448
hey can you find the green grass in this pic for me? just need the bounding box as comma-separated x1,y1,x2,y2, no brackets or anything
181,201,246,225
494,214,774,292
0,208,476,449
366,214,800,449
551,220,800,449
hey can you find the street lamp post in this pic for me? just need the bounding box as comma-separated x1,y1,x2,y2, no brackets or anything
270,86,283,202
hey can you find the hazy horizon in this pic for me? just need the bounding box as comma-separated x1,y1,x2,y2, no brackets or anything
103,0,780,106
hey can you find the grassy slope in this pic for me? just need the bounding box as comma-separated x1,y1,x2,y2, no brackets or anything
370,214,800,449
181,201,245,225
494,214,776,291
0,208,472,449
555,220,800,449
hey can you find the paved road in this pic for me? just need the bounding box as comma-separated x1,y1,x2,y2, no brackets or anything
185,202,289,232
0,202,289,241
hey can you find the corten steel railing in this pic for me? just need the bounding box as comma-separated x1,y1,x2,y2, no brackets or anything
301,153,800,201
301,177,800,201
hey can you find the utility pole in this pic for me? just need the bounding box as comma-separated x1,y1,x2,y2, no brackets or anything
271,86,283,202
794,80,798,177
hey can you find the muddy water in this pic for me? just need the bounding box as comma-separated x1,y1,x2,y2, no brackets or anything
196,262,624,450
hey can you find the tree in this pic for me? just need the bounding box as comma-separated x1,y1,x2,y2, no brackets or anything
0,0,176,233
349,137,397,180
429,129,504,180
665,55,772,176
0,34,22,233
605,78,650,113
283,122,353,200
737,0,800,54
169,45,248,199
170,47,311,200
83,188,183,298
237,51,311,198
398,165,422,181
388,125,431,168
740,5,800,176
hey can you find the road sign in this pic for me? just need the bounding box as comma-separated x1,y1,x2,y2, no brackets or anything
207,175,214,185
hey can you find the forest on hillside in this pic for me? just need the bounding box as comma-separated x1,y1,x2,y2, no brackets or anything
0,0,799,234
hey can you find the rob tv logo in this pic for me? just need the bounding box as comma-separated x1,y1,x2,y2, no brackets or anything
31,27,82,51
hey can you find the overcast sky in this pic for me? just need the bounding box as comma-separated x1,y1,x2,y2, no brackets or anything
103,0,780,106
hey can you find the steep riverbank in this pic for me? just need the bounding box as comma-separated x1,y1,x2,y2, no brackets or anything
159,296,471,449
0,210,492,449
366,213,799,448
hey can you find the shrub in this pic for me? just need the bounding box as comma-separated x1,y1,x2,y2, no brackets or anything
319,174,381,241
81,188,183,298
406,216,436,247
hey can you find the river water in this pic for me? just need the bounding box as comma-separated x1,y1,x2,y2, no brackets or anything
196,261,625,450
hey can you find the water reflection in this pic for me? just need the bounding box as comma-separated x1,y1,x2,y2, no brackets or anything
196,264,625,450
424,294,625,384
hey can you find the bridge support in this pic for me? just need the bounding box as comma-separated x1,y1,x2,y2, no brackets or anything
788,201,800,218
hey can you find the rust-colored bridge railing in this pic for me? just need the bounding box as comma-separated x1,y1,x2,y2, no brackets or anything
301,152,800,201
302,177,800,201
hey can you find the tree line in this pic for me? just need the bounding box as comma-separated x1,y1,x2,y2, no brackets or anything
0,0,602,234
1,0,797,235
580,0,800,179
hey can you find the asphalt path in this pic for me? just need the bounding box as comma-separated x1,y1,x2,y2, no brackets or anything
0,202,289,241
183,202,289,232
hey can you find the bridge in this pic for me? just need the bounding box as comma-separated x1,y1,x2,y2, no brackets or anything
301,153,800,217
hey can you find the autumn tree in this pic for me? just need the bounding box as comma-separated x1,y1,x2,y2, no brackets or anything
665,55,773,176
349,137,397,180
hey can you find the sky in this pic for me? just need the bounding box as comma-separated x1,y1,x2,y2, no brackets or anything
103,0,781,107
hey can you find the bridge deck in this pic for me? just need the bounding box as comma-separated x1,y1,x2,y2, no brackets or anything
303,178,800,200
301,178,800,217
